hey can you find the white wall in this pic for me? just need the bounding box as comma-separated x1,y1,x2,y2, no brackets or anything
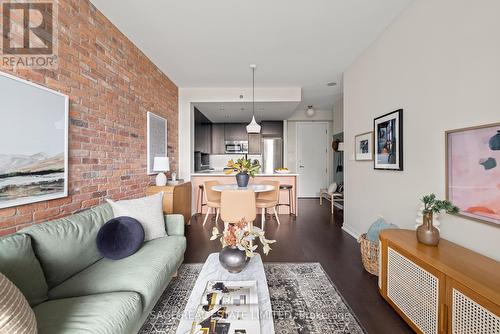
178,87,301,180
343,0,500,260
333,98,344,135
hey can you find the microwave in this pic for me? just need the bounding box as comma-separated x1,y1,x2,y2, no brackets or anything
225,141,248,154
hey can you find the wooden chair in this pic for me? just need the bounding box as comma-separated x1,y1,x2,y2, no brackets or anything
256,180,280,230
220,189,256,231
203,180,221,226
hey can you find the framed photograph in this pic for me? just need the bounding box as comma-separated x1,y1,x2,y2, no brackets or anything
446,122,500,225
147,112,168,175
0,71,68,209
374,109,403,170
354,132,373,161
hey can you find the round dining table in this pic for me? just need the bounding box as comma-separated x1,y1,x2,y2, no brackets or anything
211,184,274,193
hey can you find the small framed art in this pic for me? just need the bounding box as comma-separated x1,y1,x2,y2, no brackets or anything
374,109,403,170
354,131,373,161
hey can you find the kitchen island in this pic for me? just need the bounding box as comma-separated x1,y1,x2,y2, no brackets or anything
191,171,298,216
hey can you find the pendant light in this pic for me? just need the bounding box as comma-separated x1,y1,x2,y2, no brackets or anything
246,64,261,134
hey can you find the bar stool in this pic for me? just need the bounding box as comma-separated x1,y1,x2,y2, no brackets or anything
196,184,206,214
277,184,294,215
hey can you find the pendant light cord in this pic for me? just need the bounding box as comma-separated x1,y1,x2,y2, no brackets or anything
252,66,255,119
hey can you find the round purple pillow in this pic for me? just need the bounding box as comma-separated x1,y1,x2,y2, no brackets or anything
96,216,145,260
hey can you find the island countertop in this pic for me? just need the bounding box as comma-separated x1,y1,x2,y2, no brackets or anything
190,171,298,216
191,171,299,177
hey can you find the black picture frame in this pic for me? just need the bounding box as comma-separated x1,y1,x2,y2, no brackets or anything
373,109,403,171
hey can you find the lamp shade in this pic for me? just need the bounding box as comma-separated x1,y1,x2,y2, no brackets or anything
153,157,170,172
337,142,345,152
246,115,261,134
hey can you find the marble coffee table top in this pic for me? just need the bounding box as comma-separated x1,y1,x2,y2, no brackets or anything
175,253,275,334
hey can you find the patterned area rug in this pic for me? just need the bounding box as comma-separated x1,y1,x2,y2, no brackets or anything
139,263,366,334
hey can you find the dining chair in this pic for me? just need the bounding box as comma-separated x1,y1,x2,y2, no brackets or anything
203,180,221,226
220,189,256,231
256,180,280,230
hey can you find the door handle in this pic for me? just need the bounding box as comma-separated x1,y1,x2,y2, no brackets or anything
299,165,305,168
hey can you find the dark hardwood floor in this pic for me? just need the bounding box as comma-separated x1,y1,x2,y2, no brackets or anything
185,198,414,334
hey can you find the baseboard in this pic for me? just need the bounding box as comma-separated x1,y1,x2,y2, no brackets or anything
342,224,360,240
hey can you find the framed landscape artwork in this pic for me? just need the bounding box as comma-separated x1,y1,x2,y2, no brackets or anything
147,112,168,175
355,131,373,161
446,122,500,225
374,109,403,170
0,72,68,209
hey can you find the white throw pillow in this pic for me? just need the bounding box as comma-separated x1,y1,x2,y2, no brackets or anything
327,182,338,194
0,273,37,334
106,192,166,241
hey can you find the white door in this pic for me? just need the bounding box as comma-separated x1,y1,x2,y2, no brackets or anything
297,122,328,197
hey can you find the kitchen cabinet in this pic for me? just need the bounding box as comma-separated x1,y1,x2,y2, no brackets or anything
224,123,248,141
261,121,283,137
195,123,211,153
211,124,225,154
248,133,261,154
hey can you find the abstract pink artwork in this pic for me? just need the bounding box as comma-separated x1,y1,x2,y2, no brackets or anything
447,123,500,225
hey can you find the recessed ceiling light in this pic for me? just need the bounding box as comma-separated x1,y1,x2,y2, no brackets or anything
327,82,337,86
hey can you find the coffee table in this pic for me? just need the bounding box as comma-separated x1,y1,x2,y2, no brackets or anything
175,253,275,334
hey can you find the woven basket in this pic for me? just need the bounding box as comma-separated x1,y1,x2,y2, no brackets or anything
358,233,379,276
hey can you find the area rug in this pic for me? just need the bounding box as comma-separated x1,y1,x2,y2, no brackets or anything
139,263,366,334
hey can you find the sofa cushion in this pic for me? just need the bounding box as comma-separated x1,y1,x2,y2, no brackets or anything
106,192,166,241
21,203,113,288
96,216,145,260
48,236,186,308
34,292,141,334
0,233,48,306
0,272,38,334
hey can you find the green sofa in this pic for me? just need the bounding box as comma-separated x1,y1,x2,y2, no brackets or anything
0,203,186,334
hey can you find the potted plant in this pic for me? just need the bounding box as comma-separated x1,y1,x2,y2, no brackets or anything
227,157,261,188
210,219,275,273
417,194,459,246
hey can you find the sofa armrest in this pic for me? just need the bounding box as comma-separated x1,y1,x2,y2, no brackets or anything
164,214,185,236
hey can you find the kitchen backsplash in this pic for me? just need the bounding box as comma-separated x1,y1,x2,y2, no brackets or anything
210,155,262,170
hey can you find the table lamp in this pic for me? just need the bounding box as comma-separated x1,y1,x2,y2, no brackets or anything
153,157,170,186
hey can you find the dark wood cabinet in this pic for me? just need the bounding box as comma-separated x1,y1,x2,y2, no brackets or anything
224,123,248,141
248,133,261,154
261,121,283,137
211,124,225,154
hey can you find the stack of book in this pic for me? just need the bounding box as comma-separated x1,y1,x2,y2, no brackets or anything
190,280,260,334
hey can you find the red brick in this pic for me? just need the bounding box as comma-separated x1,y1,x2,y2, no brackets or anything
0,228,16,236
0,208,16,218
0,0,178,236
33,208,61,221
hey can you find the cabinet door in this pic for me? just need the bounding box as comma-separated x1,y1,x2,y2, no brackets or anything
225,123,248,141
385,245,446,334
446,278,500,334
212,124,225,154
248,133,261,154
261,121,283,137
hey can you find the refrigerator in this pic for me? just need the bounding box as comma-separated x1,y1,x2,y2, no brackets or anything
262,137,283,174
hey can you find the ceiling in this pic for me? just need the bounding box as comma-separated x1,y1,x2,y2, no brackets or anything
194,101,301,123
90,0,412,113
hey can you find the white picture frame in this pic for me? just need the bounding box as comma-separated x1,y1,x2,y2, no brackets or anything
147,112,168,175
355,131,374,161
0,71,69,209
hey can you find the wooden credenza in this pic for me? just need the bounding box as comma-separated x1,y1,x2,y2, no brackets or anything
146,181,192,225
379,229,500,334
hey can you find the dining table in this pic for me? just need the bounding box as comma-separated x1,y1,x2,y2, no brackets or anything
211,184,275,193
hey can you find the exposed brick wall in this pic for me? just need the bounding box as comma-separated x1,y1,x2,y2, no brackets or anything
0,0,178,235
